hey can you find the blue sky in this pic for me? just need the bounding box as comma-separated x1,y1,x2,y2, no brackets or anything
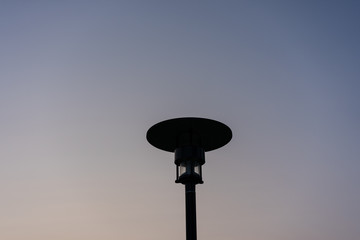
1,1,359,240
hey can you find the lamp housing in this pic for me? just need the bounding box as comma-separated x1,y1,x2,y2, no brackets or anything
175,146,205,184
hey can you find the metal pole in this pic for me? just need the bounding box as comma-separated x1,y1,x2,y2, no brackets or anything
185,184,197,240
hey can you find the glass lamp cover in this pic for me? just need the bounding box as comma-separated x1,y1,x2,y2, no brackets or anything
194,164,201,175
178,161,201,177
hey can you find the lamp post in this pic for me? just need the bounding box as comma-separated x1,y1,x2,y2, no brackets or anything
146,117,232,240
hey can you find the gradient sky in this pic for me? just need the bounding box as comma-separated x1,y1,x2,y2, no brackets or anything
1,1,359,240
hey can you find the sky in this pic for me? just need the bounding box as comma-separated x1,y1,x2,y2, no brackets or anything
1,1,359,240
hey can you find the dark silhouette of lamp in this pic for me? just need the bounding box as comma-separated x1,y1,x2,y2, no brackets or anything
147,117,232,240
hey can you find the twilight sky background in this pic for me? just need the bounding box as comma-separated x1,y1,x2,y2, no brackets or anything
1,1,359,240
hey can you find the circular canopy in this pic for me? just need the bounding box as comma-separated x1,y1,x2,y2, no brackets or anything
146,117,232,152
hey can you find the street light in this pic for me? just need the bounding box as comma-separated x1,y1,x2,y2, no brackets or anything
146,117,232,240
